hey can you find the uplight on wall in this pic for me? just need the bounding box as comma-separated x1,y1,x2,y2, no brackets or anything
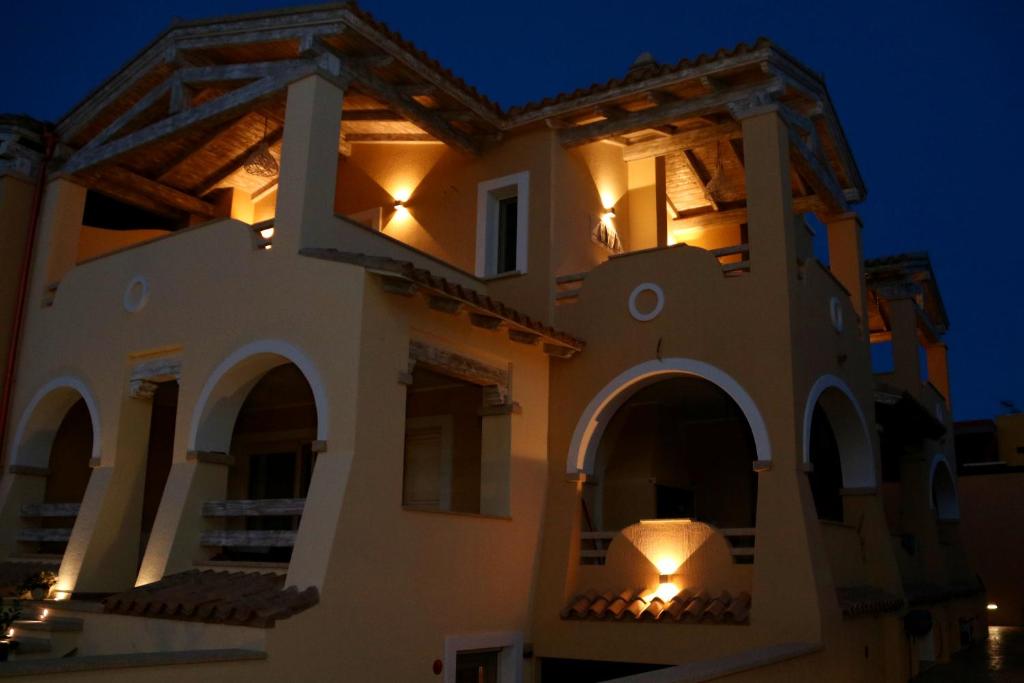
601,206,617,223
393,198,409,216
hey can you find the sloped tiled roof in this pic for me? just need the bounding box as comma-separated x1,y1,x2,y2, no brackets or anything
836,586,904,618
300,248,585,352
103,570,318,628
561,588,750,624
507,38,779,117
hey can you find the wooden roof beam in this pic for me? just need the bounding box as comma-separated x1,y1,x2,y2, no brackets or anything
621,121,741,162
62,60,316,176
154,117,241,182
781,107,848,216
86,165,218,216
672,195,825,229
560,79,783,148
194,125,285,196
341,109,404,121
177,60,311,85
314,41,480,155
681,149,719,211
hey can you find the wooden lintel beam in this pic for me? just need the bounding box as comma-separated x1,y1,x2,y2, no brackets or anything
63,62,315,176
341,109,404,121
90,165,217,216
345,133,437,143
561,79,782,148
672,195,824,229
76,171,184,219
177,59,311,85
621,121,742,162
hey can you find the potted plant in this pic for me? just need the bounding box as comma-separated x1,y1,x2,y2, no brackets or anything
17,571,56,601
0,604,21,662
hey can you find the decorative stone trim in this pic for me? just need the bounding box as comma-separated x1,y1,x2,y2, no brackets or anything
186,450,235,466
129,356,182,399
8,464,49,477
409,340,510,404
628,283,665,322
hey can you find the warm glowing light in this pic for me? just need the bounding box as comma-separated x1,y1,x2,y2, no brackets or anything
601,207,616,222
393,199,409,216
648,581,681,603
652,556,682,575
259,226,275,240
988,603,999,611
668,226,704,246
52,590,71,602
40,609,48,620
5,629,12,638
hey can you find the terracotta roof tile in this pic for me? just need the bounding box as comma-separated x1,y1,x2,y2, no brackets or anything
103,570,318,628
562,588,750,625
836,586,904,618
300,248,584,352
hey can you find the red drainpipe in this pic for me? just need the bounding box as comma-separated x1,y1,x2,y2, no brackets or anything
0,127,56,468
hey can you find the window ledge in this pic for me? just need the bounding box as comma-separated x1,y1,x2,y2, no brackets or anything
402,506,511,521
480,270,526,282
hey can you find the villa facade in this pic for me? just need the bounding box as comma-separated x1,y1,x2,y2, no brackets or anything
0,4,987,680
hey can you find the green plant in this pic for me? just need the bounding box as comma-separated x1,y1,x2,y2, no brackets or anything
16,571,57,596
0,604,21,636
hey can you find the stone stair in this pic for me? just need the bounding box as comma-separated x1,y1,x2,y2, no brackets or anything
7,608,84,661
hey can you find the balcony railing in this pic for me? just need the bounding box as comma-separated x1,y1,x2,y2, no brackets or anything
199,497,305,552
580,526,755,566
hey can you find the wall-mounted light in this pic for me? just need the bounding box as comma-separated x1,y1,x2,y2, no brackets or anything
988,603,999,611
259,226,275,240
651,576,681,602
40,609,48,620
393,199,410,216
601,207,617,222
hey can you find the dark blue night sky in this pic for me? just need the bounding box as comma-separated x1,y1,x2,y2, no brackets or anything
3,1,1022,420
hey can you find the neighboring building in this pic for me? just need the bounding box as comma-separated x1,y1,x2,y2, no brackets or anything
0,4,985,681
865,254,988,669
955,413,1024,627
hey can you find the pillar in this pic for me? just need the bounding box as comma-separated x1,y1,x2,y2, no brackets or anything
889,297,922,392
32,178,86,296
274,74,345,253
925,343,951,409
826,213,868,327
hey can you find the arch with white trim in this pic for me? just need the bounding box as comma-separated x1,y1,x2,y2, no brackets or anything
567,358,771,476
801,375,876,489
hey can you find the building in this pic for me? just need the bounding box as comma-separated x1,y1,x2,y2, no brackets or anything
955,413,1024,627
865,253,988,668
0,4,987,680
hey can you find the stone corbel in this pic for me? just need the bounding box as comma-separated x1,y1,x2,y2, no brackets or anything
129,356,182,400
726,90,779,120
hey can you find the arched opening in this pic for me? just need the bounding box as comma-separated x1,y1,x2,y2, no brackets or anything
582,376,758,533
209,363,318,564
802,377,876,522
13,386,97,559
931,458,958,522
807,404,844,522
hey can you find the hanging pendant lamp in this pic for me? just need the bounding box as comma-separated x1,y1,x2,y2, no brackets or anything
243,115,279,178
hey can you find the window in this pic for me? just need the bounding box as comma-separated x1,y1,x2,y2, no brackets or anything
444,633,522,683
476,172,529,277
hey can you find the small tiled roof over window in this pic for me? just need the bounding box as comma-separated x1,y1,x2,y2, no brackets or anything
836,586,904,618
103,570,318,628
561,588,750,624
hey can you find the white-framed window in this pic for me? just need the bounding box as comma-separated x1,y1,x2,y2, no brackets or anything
476,172,529,277
444,632,523,683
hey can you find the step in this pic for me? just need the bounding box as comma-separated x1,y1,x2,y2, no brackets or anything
11,636,51,655
0,648,267,677
12,617,83,633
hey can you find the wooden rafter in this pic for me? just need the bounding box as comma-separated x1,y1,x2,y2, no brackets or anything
341,109,404,121
314,40,480,154
561,80,782,148
783,121,848,215
345,133,437,143
154,117,241,182
194,126,285,196
621,121,741,162
62,60,316,176
176,60,311,86
681,149,719,211
89,165,217,216
672,195,825,230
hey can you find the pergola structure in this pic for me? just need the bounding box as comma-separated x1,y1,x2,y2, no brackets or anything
54,3,865,229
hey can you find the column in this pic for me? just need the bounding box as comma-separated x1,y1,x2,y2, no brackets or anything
826,212,868,326
33,178,86,295
274,74,345,253
889,297,922,392
925,343,951,409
